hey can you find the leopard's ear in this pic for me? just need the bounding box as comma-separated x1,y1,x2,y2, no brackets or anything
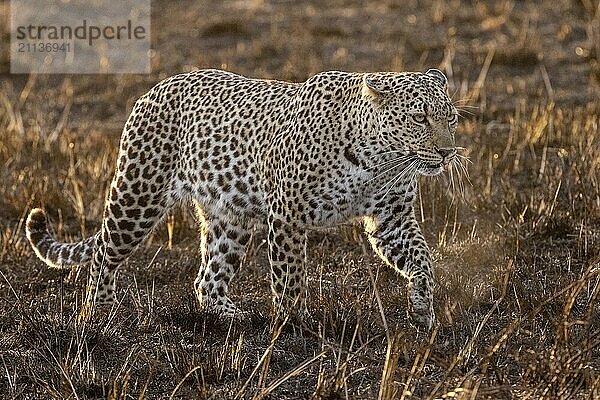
425,68,448,90
362,74,387,106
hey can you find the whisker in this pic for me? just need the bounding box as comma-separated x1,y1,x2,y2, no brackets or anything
378,160,418,199
457,109,476,118
451,97,479,107
448,165,456,196
379,160,417,193
452,158,471,197
455,154,473,164
458,166,466,197
449,163,456,199
458,165,467,198
365,153,415,171
454,161,465,198
366,153,416,177
366,155,415,179
378,149,412,156
402,172,418,204
456,157,472,182
381,165,417,201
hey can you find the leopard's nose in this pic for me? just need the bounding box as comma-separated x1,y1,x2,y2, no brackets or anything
435,147,456,160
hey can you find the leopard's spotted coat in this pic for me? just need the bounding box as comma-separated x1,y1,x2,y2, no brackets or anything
26,69,459,329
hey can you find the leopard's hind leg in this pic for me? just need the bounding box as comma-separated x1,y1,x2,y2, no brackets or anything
84,180,170,312
81,96,176,319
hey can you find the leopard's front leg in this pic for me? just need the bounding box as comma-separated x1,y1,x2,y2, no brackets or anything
364,199,435,330
267,210,308,317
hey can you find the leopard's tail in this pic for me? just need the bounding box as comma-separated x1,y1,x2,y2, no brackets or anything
26,208,98,269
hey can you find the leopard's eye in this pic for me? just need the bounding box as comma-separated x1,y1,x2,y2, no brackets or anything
448,113,458,125
412,114,427,124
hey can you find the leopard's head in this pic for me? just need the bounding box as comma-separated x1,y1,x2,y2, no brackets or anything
363,69,459,177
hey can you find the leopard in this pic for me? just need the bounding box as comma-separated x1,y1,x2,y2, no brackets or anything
26,68,460,330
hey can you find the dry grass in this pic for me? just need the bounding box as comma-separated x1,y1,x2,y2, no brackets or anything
1,0,600,399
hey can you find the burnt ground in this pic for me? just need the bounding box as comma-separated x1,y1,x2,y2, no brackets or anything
1,0,600,398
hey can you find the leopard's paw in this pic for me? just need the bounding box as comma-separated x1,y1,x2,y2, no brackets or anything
408,293,435,331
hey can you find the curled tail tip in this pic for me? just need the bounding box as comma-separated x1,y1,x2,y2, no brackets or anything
27,207,47,224
26,208,54,264
26,208,95,268
26,208,49,239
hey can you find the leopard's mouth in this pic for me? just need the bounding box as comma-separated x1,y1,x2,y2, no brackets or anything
417,162,445,176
